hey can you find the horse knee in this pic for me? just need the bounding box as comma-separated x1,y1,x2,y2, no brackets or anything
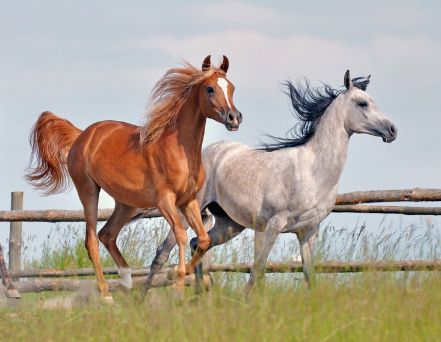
197,235,211,251
189,235,210,252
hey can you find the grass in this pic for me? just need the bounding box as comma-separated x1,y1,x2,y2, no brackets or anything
1,216,441,341
2,275,441,341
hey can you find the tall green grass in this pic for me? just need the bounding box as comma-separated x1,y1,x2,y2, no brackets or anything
2,274,441,341
22,215,441,272
1,216,440,341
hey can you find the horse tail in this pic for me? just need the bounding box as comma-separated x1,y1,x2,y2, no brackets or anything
25,111,83,194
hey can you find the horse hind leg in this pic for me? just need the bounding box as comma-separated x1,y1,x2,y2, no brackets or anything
98,201,136,290
145,227,179,293
74,178,112,302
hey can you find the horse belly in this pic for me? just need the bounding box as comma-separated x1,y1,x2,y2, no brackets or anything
77,123,157,208
215,195,267,231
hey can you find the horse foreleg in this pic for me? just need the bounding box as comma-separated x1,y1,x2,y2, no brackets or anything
246,227,280,295
180,199,211,274
296,224,319,289
98,202,136,290
157,193,187,295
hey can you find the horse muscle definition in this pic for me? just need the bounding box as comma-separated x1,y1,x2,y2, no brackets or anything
145,71,397,292
26,55,243,301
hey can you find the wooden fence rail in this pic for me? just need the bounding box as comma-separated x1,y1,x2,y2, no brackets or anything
335,188,441,205
1,205,441,223
1,188,441,222
332,205,441,215
208,260,441,273
0,208,161,223
5,260,441,297
12,274,211,295
9,260,441,280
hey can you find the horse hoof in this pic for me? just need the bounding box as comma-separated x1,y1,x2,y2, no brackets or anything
101,296,114,305
167,266,179,280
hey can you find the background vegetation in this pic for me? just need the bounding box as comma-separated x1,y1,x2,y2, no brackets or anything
1,217,441,341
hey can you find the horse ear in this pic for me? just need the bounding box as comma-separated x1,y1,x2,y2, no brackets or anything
220,55,229,73
344,70,352,90
352,75,371,91
202,55,211,72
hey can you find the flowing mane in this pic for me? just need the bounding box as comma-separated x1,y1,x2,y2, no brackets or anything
140,62,221,144
261,75,370,152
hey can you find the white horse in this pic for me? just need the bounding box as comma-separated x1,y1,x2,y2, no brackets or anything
144,70,397,292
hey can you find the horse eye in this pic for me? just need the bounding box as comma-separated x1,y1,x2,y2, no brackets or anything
358,101,368,108
207,86,214,94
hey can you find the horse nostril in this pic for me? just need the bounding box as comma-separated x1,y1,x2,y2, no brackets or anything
390,124,397,136
238,111,243,123
228,112,234,123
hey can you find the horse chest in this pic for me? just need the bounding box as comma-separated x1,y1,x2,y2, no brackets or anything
174,176,202,206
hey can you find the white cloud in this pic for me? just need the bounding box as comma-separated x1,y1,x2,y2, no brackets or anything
123,29,441,94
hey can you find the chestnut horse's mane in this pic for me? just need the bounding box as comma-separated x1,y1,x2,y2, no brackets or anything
140,62,222,144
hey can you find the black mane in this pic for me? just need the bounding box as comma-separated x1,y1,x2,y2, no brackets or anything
260,75,370,152
261,79,340,152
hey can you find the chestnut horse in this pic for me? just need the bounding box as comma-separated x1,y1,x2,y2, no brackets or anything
26,56,242,302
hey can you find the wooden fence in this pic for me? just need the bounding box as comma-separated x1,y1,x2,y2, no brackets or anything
1,189,441,300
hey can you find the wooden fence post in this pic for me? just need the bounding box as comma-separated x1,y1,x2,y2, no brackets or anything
9,192,23,273
0,242,20,299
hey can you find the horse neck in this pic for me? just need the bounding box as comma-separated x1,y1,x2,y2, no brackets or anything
174,92,206,168
300,96,350,185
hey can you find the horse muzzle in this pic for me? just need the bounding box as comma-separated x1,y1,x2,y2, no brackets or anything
224,110,242,131
380,121,397,143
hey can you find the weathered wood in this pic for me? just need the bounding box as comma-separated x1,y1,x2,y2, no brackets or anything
10,260,441,280
6,260,441,294
11,266,152,278
0,208,161,222
9,192,23,272
2,204,438,224
7,260,441,294
335,188,441,205
0,242,20,298
207,260,441,273
12,274,211,294
0,189,441,223
333,205,441,215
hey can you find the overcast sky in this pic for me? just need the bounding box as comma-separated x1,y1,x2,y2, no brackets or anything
1,1,440,252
